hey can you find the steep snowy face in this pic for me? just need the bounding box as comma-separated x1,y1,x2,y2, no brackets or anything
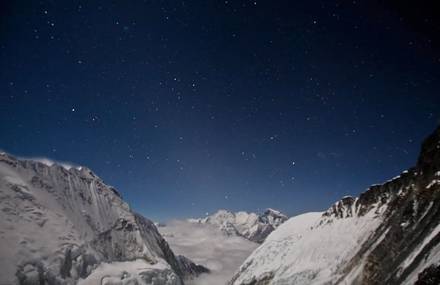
189,209,288,243
259,208,288,229
0,153,189,285
230,126,440,285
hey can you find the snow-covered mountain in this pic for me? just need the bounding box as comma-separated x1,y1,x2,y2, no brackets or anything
230,126,440,285
189,208,288,243
0,153,206,285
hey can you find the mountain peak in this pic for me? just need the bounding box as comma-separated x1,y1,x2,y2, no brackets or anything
264,208,284,216
230,125,440,285
323,127,440,220
190,208,288,243
0,152,199,284
417,125,440,175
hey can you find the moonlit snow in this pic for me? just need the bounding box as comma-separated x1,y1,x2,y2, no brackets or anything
78,259,181,285
0,153,190,284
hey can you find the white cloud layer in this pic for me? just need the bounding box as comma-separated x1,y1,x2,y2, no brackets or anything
159,220,258,285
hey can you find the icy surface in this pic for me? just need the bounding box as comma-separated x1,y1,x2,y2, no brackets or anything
0,153,184,284
230,209,385,285
78,259,182,285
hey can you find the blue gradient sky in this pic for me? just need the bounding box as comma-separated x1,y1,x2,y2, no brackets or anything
1,1,440,221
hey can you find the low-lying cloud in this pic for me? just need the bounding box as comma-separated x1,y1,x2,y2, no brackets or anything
159,220,258,285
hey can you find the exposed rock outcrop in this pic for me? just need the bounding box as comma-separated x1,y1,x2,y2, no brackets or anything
230,126,440,285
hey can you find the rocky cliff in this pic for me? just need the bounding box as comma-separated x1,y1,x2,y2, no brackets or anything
230,126,440,285
0,153,205,285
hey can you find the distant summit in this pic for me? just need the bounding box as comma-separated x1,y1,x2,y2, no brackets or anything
189,208,288,243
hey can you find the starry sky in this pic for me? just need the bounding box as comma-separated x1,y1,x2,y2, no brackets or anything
1,1,440,221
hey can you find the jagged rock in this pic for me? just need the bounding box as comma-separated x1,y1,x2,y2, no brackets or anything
230,126,440,285
189,208,288,243
176,255,210,278
415,264,440,285
0,153,203,284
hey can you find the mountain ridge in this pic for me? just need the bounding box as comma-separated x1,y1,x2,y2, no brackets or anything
230,126,440,285
188,208,288,243
0,152,207,285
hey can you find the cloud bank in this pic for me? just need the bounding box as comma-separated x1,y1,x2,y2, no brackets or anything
159,220,258,285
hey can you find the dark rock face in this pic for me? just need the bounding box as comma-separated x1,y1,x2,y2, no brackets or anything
246,225,275,244
322,196,356,219
176,255,210,278
258,209,288,228
229,126,440,285
333,126,440,284
248,209,288,243
417,127,440,175
232,271,274,285
415,264,440,285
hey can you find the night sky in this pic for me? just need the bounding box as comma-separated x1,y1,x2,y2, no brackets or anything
1,1,440,221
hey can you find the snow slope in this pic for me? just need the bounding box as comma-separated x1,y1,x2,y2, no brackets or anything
0,153,200,284
230,126,440,285
230,206,386,285
78,259,180,285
